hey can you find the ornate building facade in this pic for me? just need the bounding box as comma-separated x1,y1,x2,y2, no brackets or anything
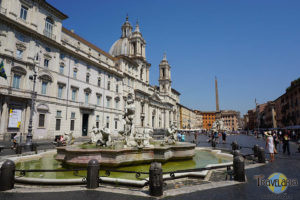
0,0,180,140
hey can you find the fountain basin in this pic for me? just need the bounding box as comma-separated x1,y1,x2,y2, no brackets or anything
56,142,196,167
13,147,233,186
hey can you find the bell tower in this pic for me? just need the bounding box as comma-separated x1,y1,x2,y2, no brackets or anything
159,53,172,94
130,20,146,59
121,15,132,38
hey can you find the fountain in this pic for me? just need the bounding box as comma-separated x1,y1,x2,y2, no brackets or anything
11,93,233,185
55,93,196,167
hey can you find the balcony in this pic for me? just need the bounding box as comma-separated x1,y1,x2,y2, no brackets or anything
43,29,56,40
0,7,7,15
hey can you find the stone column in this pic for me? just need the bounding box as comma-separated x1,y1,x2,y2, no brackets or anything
146,69,149,84
0,98,8,140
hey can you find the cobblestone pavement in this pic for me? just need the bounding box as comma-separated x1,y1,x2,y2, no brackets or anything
1,134,300,200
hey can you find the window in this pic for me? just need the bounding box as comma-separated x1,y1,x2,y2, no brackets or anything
115,120,118,129
12,74,21,89
58,85,63,98
86,74,90,83
74,59,78,64
20,5,28,20
45,17,53,37
97,95,101,106
70,120,75,131
16,34,25,42
56,119,61,130
96,115,100,128
85,93,89,104
41,81,47,95
106,116,109,128
71,88,77,101
116,84,119,93
16,49,23,59
45,47,51,52
56,110,62,118
115,99,119,109
106,97,111,108
60,53,65,60
152,116,155,128
59,65,64,74
71,112,76,119
107,81,110,90
73,69,77,79
140,68,143,80
97,78,101,87
44,59,49,68
38,114,45,127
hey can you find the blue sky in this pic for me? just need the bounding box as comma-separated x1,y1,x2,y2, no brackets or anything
48,0,300,115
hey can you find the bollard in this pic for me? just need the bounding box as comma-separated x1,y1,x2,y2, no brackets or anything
257,147,266,163
86,159,100,189
211,140,216,148
149,162,163,196
233,150,241,158
31,143,38,154
15,144,22,154
231,141,239,151
0,160,15,191
233,156,245,182
253,144,259,157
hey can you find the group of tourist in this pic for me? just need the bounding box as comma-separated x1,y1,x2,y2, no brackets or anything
264,130,295,162
207,131,227,144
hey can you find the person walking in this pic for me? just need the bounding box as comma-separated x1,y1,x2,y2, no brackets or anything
266,131,275,162
273,131,279,153
222,131,227,143
282,131,291,155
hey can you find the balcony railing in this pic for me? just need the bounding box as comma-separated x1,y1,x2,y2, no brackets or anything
43,29,56,40
0,6,7,15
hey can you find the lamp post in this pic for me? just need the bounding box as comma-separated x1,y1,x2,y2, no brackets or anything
25,54,38,149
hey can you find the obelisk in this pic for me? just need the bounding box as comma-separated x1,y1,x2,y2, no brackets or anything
215,77,221,119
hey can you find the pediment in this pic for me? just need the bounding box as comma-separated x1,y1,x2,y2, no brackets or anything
150,92,161,102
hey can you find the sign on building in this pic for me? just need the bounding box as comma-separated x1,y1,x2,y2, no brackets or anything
8,109,22,128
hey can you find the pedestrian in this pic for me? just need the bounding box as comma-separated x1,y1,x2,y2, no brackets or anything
177,132,182,141
273,131,279,153
11,133,19,149
222,131,227,143
194,131,198,144
282,131,291,155
265,131,275,162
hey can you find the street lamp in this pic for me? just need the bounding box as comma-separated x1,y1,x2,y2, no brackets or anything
25,53,38,150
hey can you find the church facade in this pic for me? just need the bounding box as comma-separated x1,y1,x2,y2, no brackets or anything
109,16,181,133
0,0,180,141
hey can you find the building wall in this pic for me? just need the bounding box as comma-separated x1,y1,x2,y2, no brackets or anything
178,105,197,129
0,0,180,140
194,110,203,129
201,112,216,130
220,110,239,131
275,80,300,127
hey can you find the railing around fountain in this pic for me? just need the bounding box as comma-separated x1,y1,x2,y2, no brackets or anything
0,141,268,196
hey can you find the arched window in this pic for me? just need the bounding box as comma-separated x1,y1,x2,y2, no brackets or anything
44,17,54,37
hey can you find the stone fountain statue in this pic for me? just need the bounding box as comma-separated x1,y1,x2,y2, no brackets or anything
64,131,75,145
164,123,178,145
211,119,226,132
90,125,118,147
123,93,152,148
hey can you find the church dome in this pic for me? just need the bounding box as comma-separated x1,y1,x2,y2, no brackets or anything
109,37,130,56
